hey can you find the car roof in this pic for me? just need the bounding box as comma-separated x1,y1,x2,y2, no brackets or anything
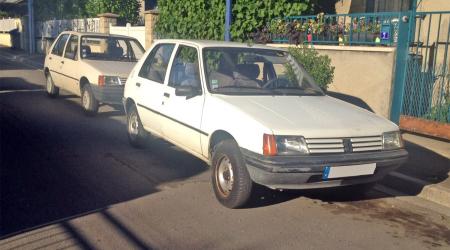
59,31,135,39
154,39,287,51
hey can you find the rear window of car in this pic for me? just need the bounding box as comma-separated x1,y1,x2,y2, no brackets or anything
80,36,145,62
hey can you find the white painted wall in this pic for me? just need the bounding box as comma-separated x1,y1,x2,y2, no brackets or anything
109,23,146,48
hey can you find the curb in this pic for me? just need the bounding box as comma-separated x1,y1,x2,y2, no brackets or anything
381,171,450,208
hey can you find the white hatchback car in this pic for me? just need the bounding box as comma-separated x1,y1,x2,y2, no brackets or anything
44,31,145,114
123,40,408,208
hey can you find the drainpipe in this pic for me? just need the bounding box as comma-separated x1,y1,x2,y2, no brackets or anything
224,0,231,41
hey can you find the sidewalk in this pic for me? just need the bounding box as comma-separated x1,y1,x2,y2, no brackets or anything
379,132,450,208
1,47,449,208
0,46,44,69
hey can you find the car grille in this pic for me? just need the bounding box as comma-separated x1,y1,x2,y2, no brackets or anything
119,77,128,85
305,136,382,154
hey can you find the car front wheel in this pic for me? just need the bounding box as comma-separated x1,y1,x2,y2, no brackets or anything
46,74,59,97
81,84,99,115
211,139,253,208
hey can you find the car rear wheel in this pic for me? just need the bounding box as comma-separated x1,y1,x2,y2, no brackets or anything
211,139,253,208
46,74,59,97
81,84,99,115
127,105,147,147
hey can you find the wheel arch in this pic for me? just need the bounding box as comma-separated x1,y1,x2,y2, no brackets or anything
79,76,90,92
208,130,237,160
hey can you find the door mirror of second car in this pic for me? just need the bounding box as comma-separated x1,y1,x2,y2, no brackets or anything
320,86,327,94
175,85,201,98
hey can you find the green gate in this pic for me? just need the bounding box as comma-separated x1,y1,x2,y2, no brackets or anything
391,10,450,138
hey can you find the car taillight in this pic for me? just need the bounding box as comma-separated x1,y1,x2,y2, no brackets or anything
98,75,105,87
263,134,277,156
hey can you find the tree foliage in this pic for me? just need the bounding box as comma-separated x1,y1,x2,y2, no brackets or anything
155,0,312,41
34,0,89,21
155,0,225,40
34,0,141,24
85,0,141,24
231,0,309,41
288,46,334,89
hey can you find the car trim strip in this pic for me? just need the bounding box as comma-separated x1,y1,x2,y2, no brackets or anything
136,103,209,136
49,70,79,81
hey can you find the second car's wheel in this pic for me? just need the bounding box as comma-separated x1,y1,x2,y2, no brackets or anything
46,74,59,97
127,104,147,147
81,84,99,115
211,139,253,208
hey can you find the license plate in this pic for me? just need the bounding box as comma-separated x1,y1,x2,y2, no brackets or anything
322,163,376,180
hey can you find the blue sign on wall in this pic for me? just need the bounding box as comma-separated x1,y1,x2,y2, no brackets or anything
381,25,390,40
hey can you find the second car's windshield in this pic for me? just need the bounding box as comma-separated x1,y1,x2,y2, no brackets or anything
81,36,144,62
203,47,323,96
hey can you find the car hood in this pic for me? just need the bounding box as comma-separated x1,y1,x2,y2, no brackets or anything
83,60,136,78
215,95,398,138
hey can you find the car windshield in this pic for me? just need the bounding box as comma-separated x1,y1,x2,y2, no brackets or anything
80,36,145,62
203,47,324,96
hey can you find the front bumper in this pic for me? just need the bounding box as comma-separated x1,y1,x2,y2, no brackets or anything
91,85,124,105
241,148,408,190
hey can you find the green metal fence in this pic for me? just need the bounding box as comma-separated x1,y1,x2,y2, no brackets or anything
401,11,450,124
269,12,402,46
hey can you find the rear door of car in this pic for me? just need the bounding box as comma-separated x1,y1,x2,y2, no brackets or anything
135,43,175,136
160,44,205,156
48,33,70,88
60,34,81,95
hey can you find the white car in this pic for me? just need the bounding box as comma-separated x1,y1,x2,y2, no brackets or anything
123,40,408,208
44,31,145,114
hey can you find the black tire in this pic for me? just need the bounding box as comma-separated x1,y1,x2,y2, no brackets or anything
46,73,59,97
126,104,147,147
211,139,253,208
81,84,99,115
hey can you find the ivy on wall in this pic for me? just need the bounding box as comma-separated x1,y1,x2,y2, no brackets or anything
155,0,312,41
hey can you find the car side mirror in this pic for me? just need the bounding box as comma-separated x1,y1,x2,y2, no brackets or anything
175,85,201,98
320,86,327,93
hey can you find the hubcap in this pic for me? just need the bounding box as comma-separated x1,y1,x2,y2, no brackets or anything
82,89,90,109
128,111,139,138
216,156,234,197
46,77,52,93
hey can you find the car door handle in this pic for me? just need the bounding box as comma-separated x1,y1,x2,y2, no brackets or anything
61,61,64,64
136,82,141,87
163,92,170,98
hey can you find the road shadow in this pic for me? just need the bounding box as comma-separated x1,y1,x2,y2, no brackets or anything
378,139,450,195
0,77,42,91
0,77,207,239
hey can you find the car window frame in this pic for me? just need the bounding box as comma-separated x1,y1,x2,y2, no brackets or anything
63,34,79,61
51,33,70,57
167,44,202,92
138,43,175,84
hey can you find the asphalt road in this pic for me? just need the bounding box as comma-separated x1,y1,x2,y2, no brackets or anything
1,56,450,249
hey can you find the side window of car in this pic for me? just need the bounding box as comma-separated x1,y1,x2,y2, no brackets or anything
64,35,79,60
138,44,175,84
51,34,69,57
168,46,201,89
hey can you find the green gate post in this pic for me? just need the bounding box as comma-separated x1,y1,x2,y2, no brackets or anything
390,12,414,124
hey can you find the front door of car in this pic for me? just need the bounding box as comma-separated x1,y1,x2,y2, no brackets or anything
48,34,69,88
135,43,175,137
161,45,205,155
60,34,81,95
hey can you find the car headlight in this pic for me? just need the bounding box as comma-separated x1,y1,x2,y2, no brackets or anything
263,134,309,156
98,75,122,86
382,131,404,150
